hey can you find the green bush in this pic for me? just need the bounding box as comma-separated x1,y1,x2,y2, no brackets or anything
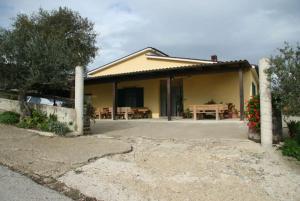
17,110,69,135
47,121,69,135
18,110,48,129
31,109,48,125
281,139,300,161
286,121,300,141
18,117,34,128
49,113,58,122
0,111,20,124
37,121,50,132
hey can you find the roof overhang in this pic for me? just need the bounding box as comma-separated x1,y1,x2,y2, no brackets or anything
85,60,251,85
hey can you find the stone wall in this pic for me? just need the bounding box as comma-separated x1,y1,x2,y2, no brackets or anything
0,98,76,131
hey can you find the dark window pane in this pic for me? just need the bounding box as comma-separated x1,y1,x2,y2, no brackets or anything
117,87,144,107
252,82,256,96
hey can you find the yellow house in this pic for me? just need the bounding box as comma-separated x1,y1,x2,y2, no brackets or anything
85,47,259,121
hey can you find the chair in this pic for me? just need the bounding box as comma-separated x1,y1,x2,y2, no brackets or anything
100,107,111,119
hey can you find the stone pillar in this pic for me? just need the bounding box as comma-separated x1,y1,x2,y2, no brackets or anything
259,58,273,148
75,66,84,135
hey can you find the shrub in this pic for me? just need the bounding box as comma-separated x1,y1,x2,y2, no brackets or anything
47,121,70,135
49,113,58,122
281,139,300,161
245,95,260,133
37,121,50,132
0,111,20,124
286,121,300,139
31,109,48,125
17,117,33,128
18,109,49,129
17,110,69,135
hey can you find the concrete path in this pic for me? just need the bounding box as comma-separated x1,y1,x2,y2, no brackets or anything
91,120,248,140
0,165,71,201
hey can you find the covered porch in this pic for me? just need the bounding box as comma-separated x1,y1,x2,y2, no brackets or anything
85,60,255,121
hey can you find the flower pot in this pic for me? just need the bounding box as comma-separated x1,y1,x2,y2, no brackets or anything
248,128,260,143
232,113,238,118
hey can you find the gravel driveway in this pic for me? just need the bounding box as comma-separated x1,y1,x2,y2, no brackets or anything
60,136,300,201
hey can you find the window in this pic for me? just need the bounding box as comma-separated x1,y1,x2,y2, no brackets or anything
118,87,144,107
252,82,256,96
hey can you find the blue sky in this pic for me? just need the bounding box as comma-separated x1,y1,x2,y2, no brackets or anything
0,0,299,70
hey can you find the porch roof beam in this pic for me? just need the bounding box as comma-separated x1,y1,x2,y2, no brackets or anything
112,81,118,120
239,66,244,121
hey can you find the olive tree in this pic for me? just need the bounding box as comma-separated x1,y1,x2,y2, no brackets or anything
0,7,98,117
267,43,300,116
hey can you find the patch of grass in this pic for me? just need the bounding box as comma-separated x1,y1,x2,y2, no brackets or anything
280,139,300,161
0,111,20,125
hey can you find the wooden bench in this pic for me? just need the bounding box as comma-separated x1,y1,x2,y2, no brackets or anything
188,104,228,120
98,107,151,120
97,107,112,119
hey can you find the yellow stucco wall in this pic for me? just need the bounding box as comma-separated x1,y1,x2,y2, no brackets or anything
85,69,258,118
85,83,113,110
183,72,240,110
118,79,160,118
89,50,201,77
85,79,161,118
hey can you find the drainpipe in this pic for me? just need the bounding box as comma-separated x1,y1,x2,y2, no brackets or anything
258,58,273,148
75,66,84,135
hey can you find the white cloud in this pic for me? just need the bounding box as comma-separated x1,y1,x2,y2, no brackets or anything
0,0,299,70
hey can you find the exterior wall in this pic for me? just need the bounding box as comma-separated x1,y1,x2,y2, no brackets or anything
243,67,260,103
85,79,161,118
183,72,241,110
89,50,200,77
251,68,259,95
0,98,20,113
119,79,160,118
243,68,251,103
85,83,113,112
0,98,76,130
86,69,258,118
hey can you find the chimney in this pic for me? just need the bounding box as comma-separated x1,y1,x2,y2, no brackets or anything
211,55,217,62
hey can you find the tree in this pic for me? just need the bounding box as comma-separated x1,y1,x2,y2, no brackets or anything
267,43,300,116
0,7,98,117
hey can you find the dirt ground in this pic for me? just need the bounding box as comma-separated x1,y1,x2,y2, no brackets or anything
1,121,300,201
0,124,131,178
60,136,300,201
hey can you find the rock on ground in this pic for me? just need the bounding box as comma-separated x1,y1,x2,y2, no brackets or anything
60,137,300,201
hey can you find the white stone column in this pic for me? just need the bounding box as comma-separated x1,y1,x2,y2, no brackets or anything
75,66,84,135
259,58,273,148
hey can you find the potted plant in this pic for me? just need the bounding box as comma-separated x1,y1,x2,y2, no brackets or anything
245,95,260,142
183,108,192,119
227,103,239,118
